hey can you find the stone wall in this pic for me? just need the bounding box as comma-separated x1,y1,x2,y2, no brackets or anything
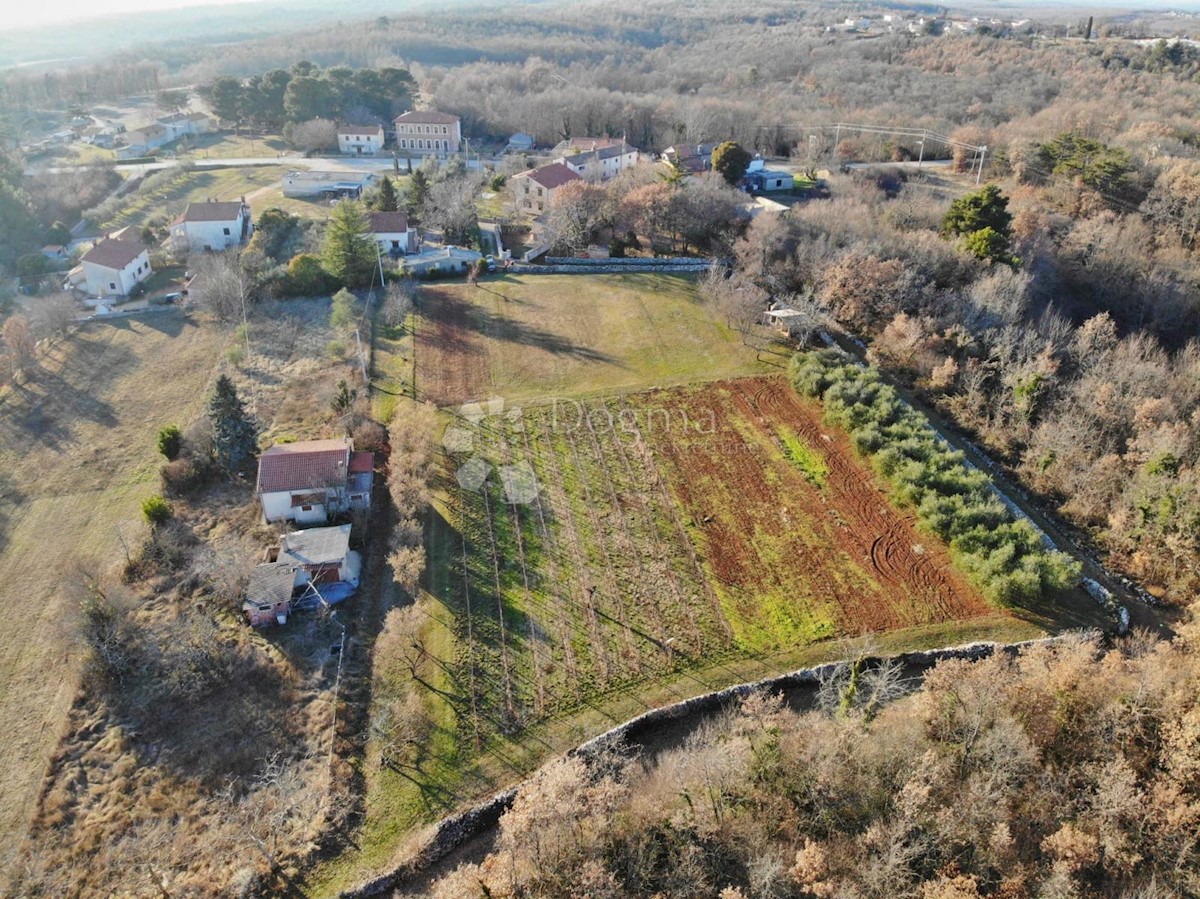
338,634,1090,898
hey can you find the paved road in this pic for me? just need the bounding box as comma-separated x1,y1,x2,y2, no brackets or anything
27,154,486,177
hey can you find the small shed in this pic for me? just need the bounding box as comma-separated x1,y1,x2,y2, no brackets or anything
243,563,301,627
764,308,809,336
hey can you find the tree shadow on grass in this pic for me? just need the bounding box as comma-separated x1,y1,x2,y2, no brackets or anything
419,293,624,367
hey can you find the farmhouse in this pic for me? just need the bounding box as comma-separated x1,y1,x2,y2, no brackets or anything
394,110,461,156
549,136,628,156
125,123,169,151
79,236,152,297
510,162,582,214
242,524,363,626
157,112,212,141
338,123,386,155
170,199,252,252
662,143,715,174
558,141,639,181
282,170,376,198
367,211,416,255
255,437,374,524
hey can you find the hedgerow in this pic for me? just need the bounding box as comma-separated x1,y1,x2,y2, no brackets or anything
790,350,1080,605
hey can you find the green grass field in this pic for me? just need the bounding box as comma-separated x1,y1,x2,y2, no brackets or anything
105,165,288,230
414,273,777,406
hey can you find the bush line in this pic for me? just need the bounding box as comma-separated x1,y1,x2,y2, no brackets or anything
789,349,1081,606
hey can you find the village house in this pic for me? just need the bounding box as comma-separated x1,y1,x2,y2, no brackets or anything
281,170,377,198
401,245,482,275
662,143,716,174
393,110,461,156
242,524,362,626
79,236,152,297
170,199,252,253
505,132,536,153
510,162,582,214
742,157,794,193
157,111,212,142
124,123,169,152
338,123,386,155
255,437,374,524
367,211,417,255
549,136,628,156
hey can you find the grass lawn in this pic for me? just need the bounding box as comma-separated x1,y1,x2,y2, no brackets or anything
104,165,288,231
0,313,227,887
413,273,777,407
175,131,290,160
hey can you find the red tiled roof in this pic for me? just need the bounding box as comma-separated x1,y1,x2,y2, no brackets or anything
256,438,351,494
367,211,409,234
179,201,245,223
81,237,146,270
394,110,459,125
518,162,582,190
349,451,374,473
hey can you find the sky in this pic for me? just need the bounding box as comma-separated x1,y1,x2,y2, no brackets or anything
0,0,264,32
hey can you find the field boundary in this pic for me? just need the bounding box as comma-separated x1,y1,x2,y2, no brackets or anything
338,631,1094,898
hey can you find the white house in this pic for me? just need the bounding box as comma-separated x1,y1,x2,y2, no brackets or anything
124,123,169,152
80,237,152,297
367,211,416,255
256,438,374,524
282,170,376,198
557,141,639,182
393,110,461,156
157,111,212,142
338,124,386,155
170,199,251,252
402,245,482,275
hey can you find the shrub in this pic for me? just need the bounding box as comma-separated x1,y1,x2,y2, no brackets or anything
160,455,209,498
156,424,183,460
141,494,173,525
790,350,1081,606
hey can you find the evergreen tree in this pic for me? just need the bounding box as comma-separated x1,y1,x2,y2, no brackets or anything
942,184,1012,239
712,141,753,185
330,288,357,331
405,169,430,225
375,175,399,212
320,200,376,288
207,375,257,474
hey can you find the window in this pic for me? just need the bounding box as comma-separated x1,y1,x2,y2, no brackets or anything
443,140,449,151
301,505,312,512
109,282,116,290
401,139,407,149
223,227,230,236
537,187,543,196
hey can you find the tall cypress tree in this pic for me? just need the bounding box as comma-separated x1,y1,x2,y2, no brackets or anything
375,175,399,212
207,375,257,474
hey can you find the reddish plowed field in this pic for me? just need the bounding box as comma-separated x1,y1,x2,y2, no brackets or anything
635,377,992,646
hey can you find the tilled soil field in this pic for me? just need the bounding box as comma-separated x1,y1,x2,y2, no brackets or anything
435,375,993,744
634,377,993,649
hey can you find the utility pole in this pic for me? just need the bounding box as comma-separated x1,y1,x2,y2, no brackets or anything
917,135,926,173
976,145,987,184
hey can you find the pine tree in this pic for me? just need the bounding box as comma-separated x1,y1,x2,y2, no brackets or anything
405,169,430,225
375,175,399,212
207,375,257,474
321,199,377,288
